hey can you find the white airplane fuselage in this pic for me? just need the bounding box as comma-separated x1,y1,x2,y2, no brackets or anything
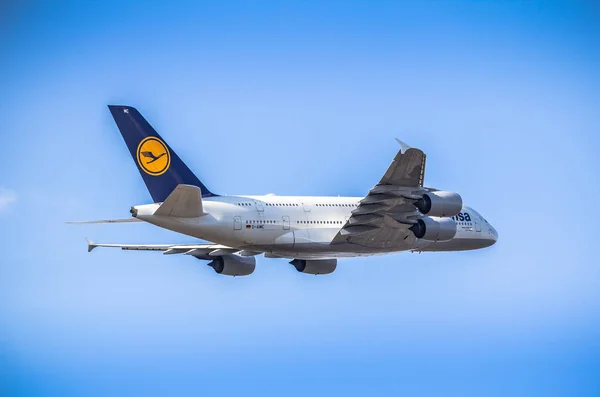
133,195,498,260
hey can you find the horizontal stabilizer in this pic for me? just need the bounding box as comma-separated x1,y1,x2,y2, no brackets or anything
68,218,143,224
154,184,203,218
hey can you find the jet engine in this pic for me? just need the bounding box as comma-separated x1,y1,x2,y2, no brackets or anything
414,191,462,217
409,217,457,241
208,254,256,276
290,259,337,275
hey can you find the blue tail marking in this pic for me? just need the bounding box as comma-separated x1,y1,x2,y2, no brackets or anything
108,105,216,203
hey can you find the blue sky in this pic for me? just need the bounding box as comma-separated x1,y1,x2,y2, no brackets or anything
1,1,599,396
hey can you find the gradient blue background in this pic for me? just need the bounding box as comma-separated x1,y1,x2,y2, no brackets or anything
1,1,599,396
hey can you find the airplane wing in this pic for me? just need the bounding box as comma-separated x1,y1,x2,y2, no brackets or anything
85,238,245,259
331,140,427,248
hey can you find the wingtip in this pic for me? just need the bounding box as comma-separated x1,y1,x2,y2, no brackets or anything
85,237,96,253
395,138,412,153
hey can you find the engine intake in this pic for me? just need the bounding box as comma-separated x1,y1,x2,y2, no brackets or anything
415,191,462,217
290,259,337,275
208,254,256,276
409,217,457,241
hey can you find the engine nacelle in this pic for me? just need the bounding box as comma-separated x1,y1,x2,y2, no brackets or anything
290,259,337,275
208,254,256,276
415,191,462,217
409,217,457,241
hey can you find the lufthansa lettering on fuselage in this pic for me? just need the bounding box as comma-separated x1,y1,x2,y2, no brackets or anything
451,212,471,222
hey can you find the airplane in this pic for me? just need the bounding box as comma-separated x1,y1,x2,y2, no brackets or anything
71,105,498,276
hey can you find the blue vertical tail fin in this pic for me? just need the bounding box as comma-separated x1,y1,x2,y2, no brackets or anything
108,105,216,203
